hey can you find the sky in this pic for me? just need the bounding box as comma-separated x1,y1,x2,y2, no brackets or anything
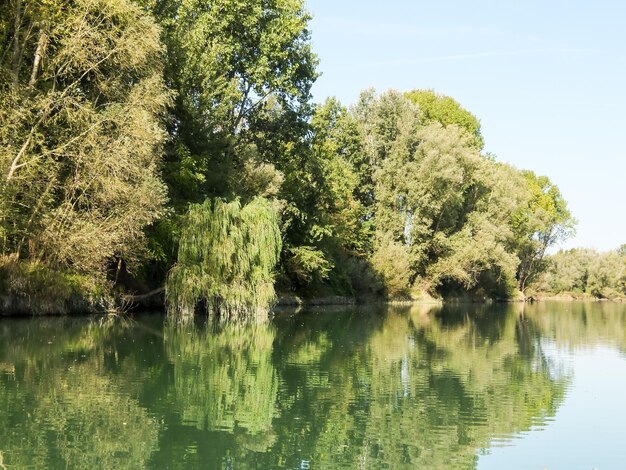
306,0,626,251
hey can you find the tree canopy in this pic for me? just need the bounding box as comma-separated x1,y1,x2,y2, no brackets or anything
1,0,169,277
0,0,583,317
405,89,485,149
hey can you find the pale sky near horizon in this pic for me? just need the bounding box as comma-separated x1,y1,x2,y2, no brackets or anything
307,0,626,252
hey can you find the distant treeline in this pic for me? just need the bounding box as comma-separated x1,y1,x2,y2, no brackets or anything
0,0,587,317
532,247,626,300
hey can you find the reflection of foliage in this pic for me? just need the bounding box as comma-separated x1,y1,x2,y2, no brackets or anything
164,320,278,441
5,304,626,468
0,319,159,468
525,301,626,352
270,303,570,469
286,332,331,364
38,365,159,468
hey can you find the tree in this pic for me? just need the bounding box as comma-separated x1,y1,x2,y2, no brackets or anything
370,233,411,298
0,0,169,276
535,248,626,299
277,98,375,294
536,248,595,294
587,251,625,298
149,0,318,202
426,162,528,297
166,197,282,319
512,171,576,292
405,89,484,150
144,0,319,300
352,90,527,297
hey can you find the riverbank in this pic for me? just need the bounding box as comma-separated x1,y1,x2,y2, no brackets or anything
274,289,443,308
529,292,626,303
0,293,110,316
2,284,625,317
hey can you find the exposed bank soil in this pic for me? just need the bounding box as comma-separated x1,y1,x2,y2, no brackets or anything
3,289,624,317
528,292,626,303
0,294,107,316
275,290,442,308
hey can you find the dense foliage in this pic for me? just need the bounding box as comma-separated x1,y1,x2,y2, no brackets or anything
166,197,281,319
532,246,626,300
0,0,168,275
0,0,591,318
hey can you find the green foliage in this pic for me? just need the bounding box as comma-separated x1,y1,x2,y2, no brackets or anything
272,97,374,295
370,233,412,298
512,170,576,291
587,252,625,298
0,0,169,276
142,0,319,298
150,0,318,201
284,246,334,286
0,0,579,310
352,90,539,298
309,98,372,255
534,247,626,299
166,197,282,319
405,89,485,149
0,255,105,314
337,255,384,298
159,0,317,133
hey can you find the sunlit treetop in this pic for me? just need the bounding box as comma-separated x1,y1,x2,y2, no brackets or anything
405,89,484,150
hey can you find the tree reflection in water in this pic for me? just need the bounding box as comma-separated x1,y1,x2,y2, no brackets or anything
2,302,623,468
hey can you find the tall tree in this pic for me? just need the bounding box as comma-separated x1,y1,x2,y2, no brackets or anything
149,0,318,202
512,171,576,292
351,90,559,298
0,0,169,275
278,98,372,292
144,0,319,302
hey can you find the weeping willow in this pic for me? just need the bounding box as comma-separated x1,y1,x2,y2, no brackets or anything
166,197,282,319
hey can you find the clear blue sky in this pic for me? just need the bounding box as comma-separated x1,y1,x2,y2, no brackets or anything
307,0,626,251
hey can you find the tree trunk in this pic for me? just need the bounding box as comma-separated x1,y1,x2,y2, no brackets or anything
29,24,48,87
12,0,22,85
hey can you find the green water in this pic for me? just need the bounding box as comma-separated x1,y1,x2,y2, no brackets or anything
1,302,625,469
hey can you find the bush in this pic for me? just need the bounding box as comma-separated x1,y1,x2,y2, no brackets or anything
371,235,412,299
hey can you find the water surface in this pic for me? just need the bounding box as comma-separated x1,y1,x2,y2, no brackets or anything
0,302,625,469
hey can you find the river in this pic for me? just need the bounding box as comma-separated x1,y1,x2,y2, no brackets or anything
0,302,624,469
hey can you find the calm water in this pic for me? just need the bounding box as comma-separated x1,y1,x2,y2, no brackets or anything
1,302,625,469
